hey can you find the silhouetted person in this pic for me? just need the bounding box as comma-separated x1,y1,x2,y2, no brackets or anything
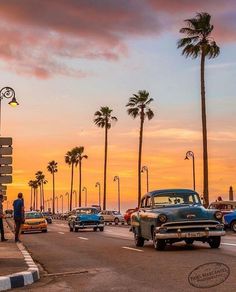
0,193,7,242
13,193,25,243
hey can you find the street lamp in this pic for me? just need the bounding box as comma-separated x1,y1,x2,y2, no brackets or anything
73,190,77,208
113,176,121,213
65,192,69,211
185,151,196,191
95,182,101,207
55,196,59,213
60,194,64,214
0,87,19,135
82,187,87,207
141,166,149,193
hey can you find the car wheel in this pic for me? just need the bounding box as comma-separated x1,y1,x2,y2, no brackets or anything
231,221,236,232
42,229,47,233
127,220,131,225
21,231,24,234
185,239,194,245
74,227,79,232
69,225,73,232
134,232,144,247
93,227,97,232
114,218,119,225
153,231,166,251
208,236,221,248
99,227,104,232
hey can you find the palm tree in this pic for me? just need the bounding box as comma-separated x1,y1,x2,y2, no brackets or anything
177,12,220,206
31,180,39,210
47,160,58,214
65,148,79,211
94,106,118,210
28,180,34,210
126,90,154,206
72,147,88,207
35,171,47,211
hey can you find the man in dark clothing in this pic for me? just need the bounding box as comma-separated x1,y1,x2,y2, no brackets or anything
0,193,7,242
13,193,25,242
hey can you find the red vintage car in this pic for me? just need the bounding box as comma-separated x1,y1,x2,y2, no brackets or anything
124,208,138,225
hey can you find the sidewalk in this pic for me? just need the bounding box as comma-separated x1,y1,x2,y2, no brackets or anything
0,219,39,291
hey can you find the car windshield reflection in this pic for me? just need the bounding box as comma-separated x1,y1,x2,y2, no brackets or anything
25,212,43,219
76,208,97,215
153,193,201,207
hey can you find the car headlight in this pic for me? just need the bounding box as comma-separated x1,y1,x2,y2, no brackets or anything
215,211,223,220
158,214,167,223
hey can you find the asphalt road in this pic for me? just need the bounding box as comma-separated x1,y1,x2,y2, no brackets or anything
14,220,236,292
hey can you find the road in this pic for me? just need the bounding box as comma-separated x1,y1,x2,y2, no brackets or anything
14,220,236,291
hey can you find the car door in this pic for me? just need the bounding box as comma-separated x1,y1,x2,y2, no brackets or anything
139,196,150,239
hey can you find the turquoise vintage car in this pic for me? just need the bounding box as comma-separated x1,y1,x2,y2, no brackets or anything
131,189,225,251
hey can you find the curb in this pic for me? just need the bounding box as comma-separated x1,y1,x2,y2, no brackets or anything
0,221,40,291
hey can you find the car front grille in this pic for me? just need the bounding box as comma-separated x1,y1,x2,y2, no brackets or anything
162,220,221,232
78,221,100,225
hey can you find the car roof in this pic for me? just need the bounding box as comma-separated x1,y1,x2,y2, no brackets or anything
148,189,198,197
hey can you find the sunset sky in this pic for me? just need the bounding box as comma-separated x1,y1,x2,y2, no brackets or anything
1,0,236,212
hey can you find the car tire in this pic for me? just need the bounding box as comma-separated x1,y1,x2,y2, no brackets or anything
231,221,236,232
69,225,73,232
99,227,104,232
21,231,24,234
74,227,79,232
208,236,221,248
114,218,119,225
185,239,194,245
134,232,144,247
42,229,47,233
93,227,97,232
153,231,166,251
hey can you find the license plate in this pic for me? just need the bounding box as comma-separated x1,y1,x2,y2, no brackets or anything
186,232,204,238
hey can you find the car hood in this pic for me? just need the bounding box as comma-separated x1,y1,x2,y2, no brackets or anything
25,218,45,223
77,214,99,221
149,205,216,222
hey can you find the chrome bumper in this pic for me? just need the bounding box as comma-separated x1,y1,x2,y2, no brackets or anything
75,223,104,228
155,230,225,239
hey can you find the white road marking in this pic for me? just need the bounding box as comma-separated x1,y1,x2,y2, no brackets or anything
221,242,236,247
58,232,65,235
122,247,143,252
78,237,89,240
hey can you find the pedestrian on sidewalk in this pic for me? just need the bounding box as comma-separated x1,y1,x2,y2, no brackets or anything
0,192,8,242
13,193,25,243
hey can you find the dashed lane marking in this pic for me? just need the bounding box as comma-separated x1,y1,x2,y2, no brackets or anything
122,247,144,252
58,232,65,235
78,237,89,240
221,242,236,247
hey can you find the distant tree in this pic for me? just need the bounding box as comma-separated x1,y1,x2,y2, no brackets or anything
65,148,79,211
126,90,154,206
28,180,34,210
47,160,58,214
31,180,39,210
94,106,118,210
35,171,47,211
177,12,220,206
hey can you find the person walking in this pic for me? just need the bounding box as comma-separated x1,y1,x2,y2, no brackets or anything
0,192,7,242
13,193,25,243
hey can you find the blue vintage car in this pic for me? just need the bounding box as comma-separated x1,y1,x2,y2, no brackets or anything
223,212,236,232
68,207,104,232
131,189,225,251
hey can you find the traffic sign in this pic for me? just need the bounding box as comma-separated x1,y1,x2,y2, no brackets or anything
0,185,7,190
0,147,12,155
0,176,12,184
0,137,12,146
0,166,12,174
0,157,12,165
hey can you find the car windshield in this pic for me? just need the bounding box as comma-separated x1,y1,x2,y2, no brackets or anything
76,208,97,215
112,211,121,215
153,192,201,207
25,212,43,219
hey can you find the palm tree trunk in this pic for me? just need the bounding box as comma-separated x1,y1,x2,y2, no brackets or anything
36,188,38,210
33,188,35,210
79,161,82,207
40,183,43,211
30,187,33,210
42,183,45,212
70,163,74,211
138,111,144,206
201,52,209,206
52,172,55,214
103,124,108,210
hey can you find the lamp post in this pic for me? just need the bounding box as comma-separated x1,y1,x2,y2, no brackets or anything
185,151,196,191
60,194,64,214
95,182,101,207
141,166,149,193
113,176,121,213
55,196,59,213
65,192,69,211
73,190,77,208
82,187,87,207
0,87,19,135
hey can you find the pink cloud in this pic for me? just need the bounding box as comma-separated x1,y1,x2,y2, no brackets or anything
0,0,235,78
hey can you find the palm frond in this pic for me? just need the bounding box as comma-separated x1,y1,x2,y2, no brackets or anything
145,108,154,120
127,107,139,119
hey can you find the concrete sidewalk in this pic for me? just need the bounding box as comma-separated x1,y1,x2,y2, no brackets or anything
0,219,39,291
